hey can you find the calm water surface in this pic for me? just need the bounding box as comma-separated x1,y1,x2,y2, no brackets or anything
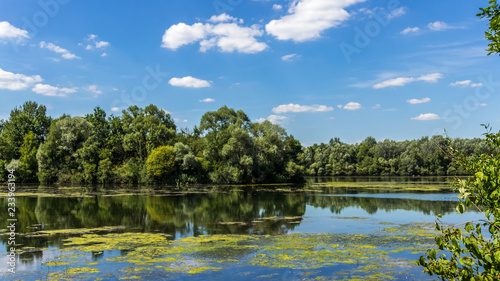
0,177,481,280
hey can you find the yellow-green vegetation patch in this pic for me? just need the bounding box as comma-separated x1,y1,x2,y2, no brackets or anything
66,267,100,274
310,181,452,192
119,276,142,279
35,222,438,279
186,266,223,274
45,260,77,266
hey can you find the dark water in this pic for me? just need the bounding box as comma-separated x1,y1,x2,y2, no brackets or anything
0,178,481,280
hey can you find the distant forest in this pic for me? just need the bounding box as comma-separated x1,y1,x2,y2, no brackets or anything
0,101,496,185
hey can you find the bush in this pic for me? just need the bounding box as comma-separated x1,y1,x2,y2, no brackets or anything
418,126,500,279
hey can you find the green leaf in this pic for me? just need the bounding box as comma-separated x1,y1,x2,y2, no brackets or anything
435,222,441,231
494,251,500,262
429,249,437,260
465,222,474,232
456,202,465,214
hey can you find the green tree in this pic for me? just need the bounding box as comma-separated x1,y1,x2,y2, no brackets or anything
0,101,51,181
478,0,500,55
36,116,91,184
19,132,39,183
146,146,176,183
418,127,500,279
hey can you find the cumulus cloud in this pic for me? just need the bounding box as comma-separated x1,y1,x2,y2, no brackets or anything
428,21,450,31
343,102,362,110
169,76,211,88
111,107,120,112
255,115,290,124
272,103,334,113
407,97,431,104
40,41,80,60
32,83,77,97
400,27,419,35
281,53,301,61
200,98,215,102
0,68,43,90
449,80,483,88
373,73,442,89
410,113,441,121
273,4,283,10
0,21,29,41
265,0,365,42
162,14,267,54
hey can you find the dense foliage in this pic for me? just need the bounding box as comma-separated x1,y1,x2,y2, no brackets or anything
478,0,500,55
418,127,500,279
0,101,492,185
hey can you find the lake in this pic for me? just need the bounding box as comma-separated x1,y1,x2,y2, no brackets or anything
0,177,481,280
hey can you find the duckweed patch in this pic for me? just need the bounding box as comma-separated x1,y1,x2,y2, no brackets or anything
30,222,438,280
310,181,452,192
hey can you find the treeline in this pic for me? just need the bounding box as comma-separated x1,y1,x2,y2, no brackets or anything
0,101,302,185
0,101,495,185
302,135,493,177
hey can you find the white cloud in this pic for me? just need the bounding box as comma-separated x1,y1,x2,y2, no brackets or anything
428,21,450,31
208,13,242,23
273,4,283,10
200,98,215,102
174,118,188,123
0,21,29,42
40,41,80,60
372,104,381,109
373,73,443,89
410,113,441,121
162,23,209,49
343,102,362,110
400,27,419,35
479,103,487,106
84,34,110,50
101,52,107,57
272,103,334,113
169,76,211,88
32,83,77,97
86,85,102,94
162,17,267,54
281,53,301,61
449,80,483,88
0,68,43,90
111,107,119,112
387,7,407,19
407,97,431,104
95,41,110,49
255,115,290,124
265,0,365,42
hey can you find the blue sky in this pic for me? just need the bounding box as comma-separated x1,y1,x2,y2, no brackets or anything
0,0,498,145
